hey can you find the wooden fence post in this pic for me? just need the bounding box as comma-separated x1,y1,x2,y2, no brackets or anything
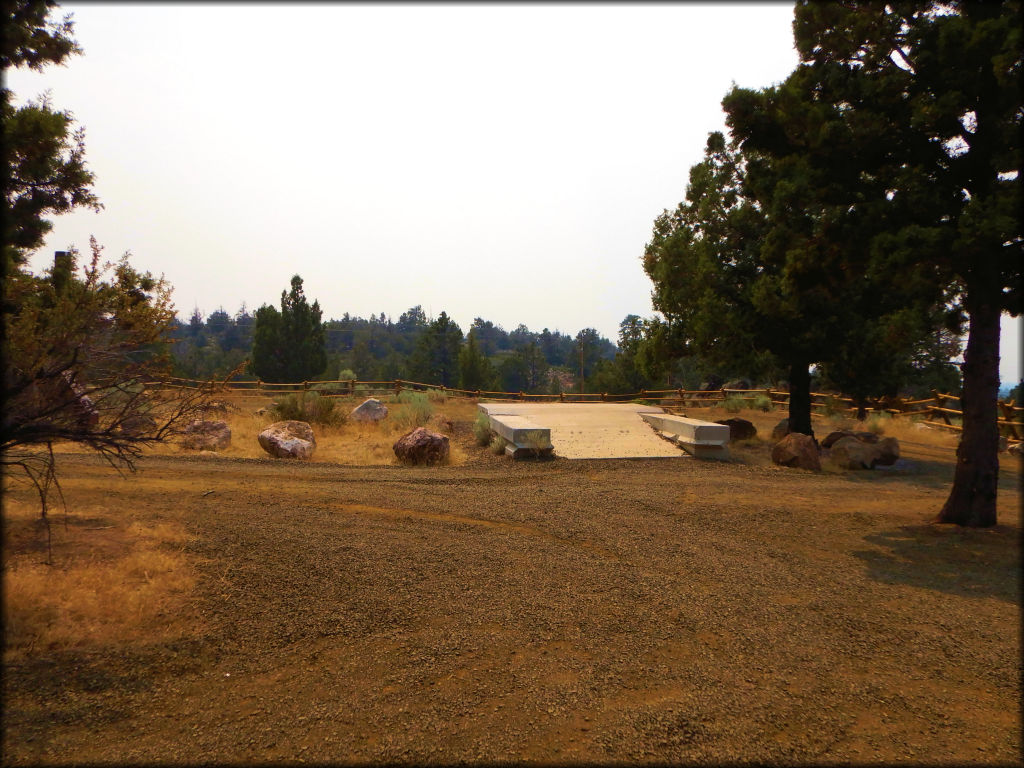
999,400,1021,439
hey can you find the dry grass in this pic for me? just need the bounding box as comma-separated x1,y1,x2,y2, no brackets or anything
2,497,198,659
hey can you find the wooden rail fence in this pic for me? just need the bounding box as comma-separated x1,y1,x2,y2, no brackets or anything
156,376,1024,443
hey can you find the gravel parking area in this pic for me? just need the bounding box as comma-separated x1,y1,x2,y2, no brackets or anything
3,440,1021,764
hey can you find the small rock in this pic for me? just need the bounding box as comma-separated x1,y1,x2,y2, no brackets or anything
393,427,449,465
431,414,455,433
771,432,820,471
351,398,388,423
258,420,316,459
182,419,231,451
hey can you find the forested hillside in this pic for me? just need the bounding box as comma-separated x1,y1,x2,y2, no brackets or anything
167,303,622,394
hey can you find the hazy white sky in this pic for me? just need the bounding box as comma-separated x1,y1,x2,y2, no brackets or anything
8,2,1020,384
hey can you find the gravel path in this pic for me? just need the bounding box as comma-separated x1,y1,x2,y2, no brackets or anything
3,443,1021,764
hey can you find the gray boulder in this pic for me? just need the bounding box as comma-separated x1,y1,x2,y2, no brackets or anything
351,398,389,423
182,419,231,451
258,420,315,459
828,436,881,470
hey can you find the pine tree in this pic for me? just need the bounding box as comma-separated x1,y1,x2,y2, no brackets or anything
249,275,326,383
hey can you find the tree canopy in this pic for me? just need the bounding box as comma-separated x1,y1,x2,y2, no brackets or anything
2,0,101,270
645,0,1020,525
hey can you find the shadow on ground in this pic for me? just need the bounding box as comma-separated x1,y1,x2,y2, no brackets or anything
853,523,1022,604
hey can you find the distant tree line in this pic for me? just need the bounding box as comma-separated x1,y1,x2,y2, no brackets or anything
169,276,961,400
167,277,626,394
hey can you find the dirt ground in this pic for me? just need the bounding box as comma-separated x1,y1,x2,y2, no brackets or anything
2,400,1021,765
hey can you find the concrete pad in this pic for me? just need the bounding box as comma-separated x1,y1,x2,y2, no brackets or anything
478,403,686,459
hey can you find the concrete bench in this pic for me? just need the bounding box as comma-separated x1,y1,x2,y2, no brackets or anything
640,413,730,460
481,411,553,459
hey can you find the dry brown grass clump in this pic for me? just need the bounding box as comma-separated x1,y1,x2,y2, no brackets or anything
2,498,199,659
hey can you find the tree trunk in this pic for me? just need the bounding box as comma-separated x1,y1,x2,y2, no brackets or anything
936,283,1001,527
787,360,815,438
855,396,868,421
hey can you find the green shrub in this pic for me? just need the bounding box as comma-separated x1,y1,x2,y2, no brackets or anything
473,412,493,446
272,392,345,427
393,392,433,430
752,394,772,412
311,381,349,395
722,396,745,414
490,435,509,455
426,388,447,403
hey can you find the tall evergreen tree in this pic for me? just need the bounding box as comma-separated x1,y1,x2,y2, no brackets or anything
787,0,1021,526
249,275,326,383
408,311,463,387
458,329,495,391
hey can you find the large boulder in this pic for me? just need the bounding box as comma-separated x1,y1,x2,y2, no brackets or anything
258,420,315,459
715,418,757,441
821,430,855,449
722,379,752,392
182,419,231,451
700,375,724,391
351,398,388,423
1009,442,1023,457
875,436,900,466
393,427,449,466
118,413,157,436
853,431,880,444
828,436,881,470
771,419,791,441
771,433,821,471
